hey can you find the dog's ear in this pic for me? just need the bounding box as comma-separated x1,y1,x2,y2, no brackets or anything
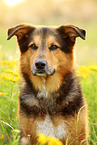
57,25,86,41
7,24,35,40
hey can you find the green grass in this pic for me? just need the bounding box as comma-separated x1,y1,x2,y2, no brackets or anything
0,24,97,145
0,64,19,145
80,72,97,144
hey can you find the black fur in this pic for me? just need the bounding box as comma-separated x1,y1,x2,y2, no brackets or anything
20,71,84,117
42,27,48,36
56,27,75,53
18,28,35,53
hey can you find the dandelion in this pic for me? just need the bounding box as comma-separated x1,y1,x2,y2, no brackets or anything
0,134,4,140
37,133,48,144
48,136,63,145
1,60,8,65
37,133,63,145
0,73,21,82
4,69,20,76
88,65,97,71
0,92,6,96
76,66,91,78
1,60,17,68
13,76,21,82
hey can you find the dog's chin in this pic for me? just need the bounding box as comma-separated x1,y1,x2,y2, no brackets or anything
32,69,56,77
34,72,47,77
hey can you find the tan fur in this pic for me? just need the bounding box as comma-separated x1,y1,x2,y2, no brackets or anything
64,106,88,145
19,113,37,145
19,106,88,145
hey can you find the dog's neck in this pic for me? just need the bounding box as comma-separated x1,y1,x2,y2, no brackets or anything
20,70,83,117
22,70,74,95
30,72,64,93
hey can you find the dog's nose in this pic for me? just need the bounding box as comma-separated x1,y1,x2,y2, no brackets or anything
35,60,47,70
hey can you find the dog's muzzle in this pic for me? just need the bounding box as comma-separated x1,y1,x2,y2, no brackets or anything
32,59,55,76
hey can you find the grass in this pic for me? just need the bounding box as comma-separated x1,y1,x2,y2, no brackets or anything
0,24,97,145
80,71,97,144
0,65,19,144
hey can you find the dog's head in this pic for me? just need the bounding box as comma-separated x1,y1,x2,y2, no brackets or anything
7,24,85,76
7,24,86,91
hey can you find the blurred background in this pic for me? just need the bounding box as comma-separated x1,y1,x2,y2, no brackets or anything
0,0,97,65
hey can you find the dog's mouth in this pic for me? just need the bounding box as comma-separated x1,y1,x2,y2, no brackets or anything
32,68,56,76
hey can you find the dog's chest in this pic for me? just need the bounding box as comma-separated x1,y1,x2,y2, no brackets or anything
36,115,67,139
37,85,49,98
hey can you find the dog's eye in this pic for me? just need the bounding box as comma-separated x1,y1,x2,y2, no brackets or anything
49,44,59,50
29,43,38,50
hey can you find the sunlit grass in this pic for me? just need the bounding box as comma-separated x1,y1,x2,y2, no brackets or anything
0,59,19,144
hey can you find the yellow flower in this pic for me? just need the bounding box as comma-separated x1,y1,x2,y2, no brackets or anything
48,136,63,145
89,65,97,71
13,76,21,82
0,73,20,82
4,69,20,76
4,69,19,76
76,66,91,78
0,92,6,96
37,133,48,144
0,134,4,140
37,133,63,145
1,60,17,68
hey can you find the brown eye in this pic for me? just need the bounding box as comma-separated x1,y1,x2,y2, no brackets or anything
29,43,38,50
49,44,59,50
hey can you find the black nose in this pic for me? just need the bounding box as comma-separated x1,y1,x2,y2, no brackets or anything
35,60,47,70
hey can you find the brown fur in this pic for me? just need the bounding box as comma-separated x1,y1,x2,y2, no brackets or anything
7,24,88,145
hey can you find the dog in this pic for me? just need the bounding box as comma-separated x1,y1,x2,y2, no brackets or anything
7,24,88,145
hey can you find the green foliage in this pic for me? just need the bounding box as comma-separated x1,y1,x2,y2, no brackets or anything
80,71,97,144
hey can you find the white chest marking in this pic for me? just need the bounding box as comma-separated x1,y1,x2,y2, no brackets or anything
36,115,67,139
37,77,49,99
38,85,49,98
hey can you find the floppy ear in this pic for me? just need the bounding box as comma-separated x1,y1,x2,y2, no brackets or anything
57,25,86,41
7,24,35,40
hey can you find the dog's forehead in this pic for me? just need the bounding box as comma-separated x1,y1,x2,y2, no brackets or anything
29,26,61,46
32,26,58,38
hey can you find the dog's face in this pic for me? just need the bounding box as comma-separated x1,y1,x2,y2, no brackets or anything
7,24,85,92
7,24,85,77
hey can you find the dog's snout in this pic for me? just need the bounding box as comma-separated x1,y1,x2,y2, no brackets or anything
35,60,47,70
33,59,55,76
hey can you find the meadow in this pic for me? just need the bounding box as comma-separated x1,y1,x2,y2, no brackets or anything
0,23,97,145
